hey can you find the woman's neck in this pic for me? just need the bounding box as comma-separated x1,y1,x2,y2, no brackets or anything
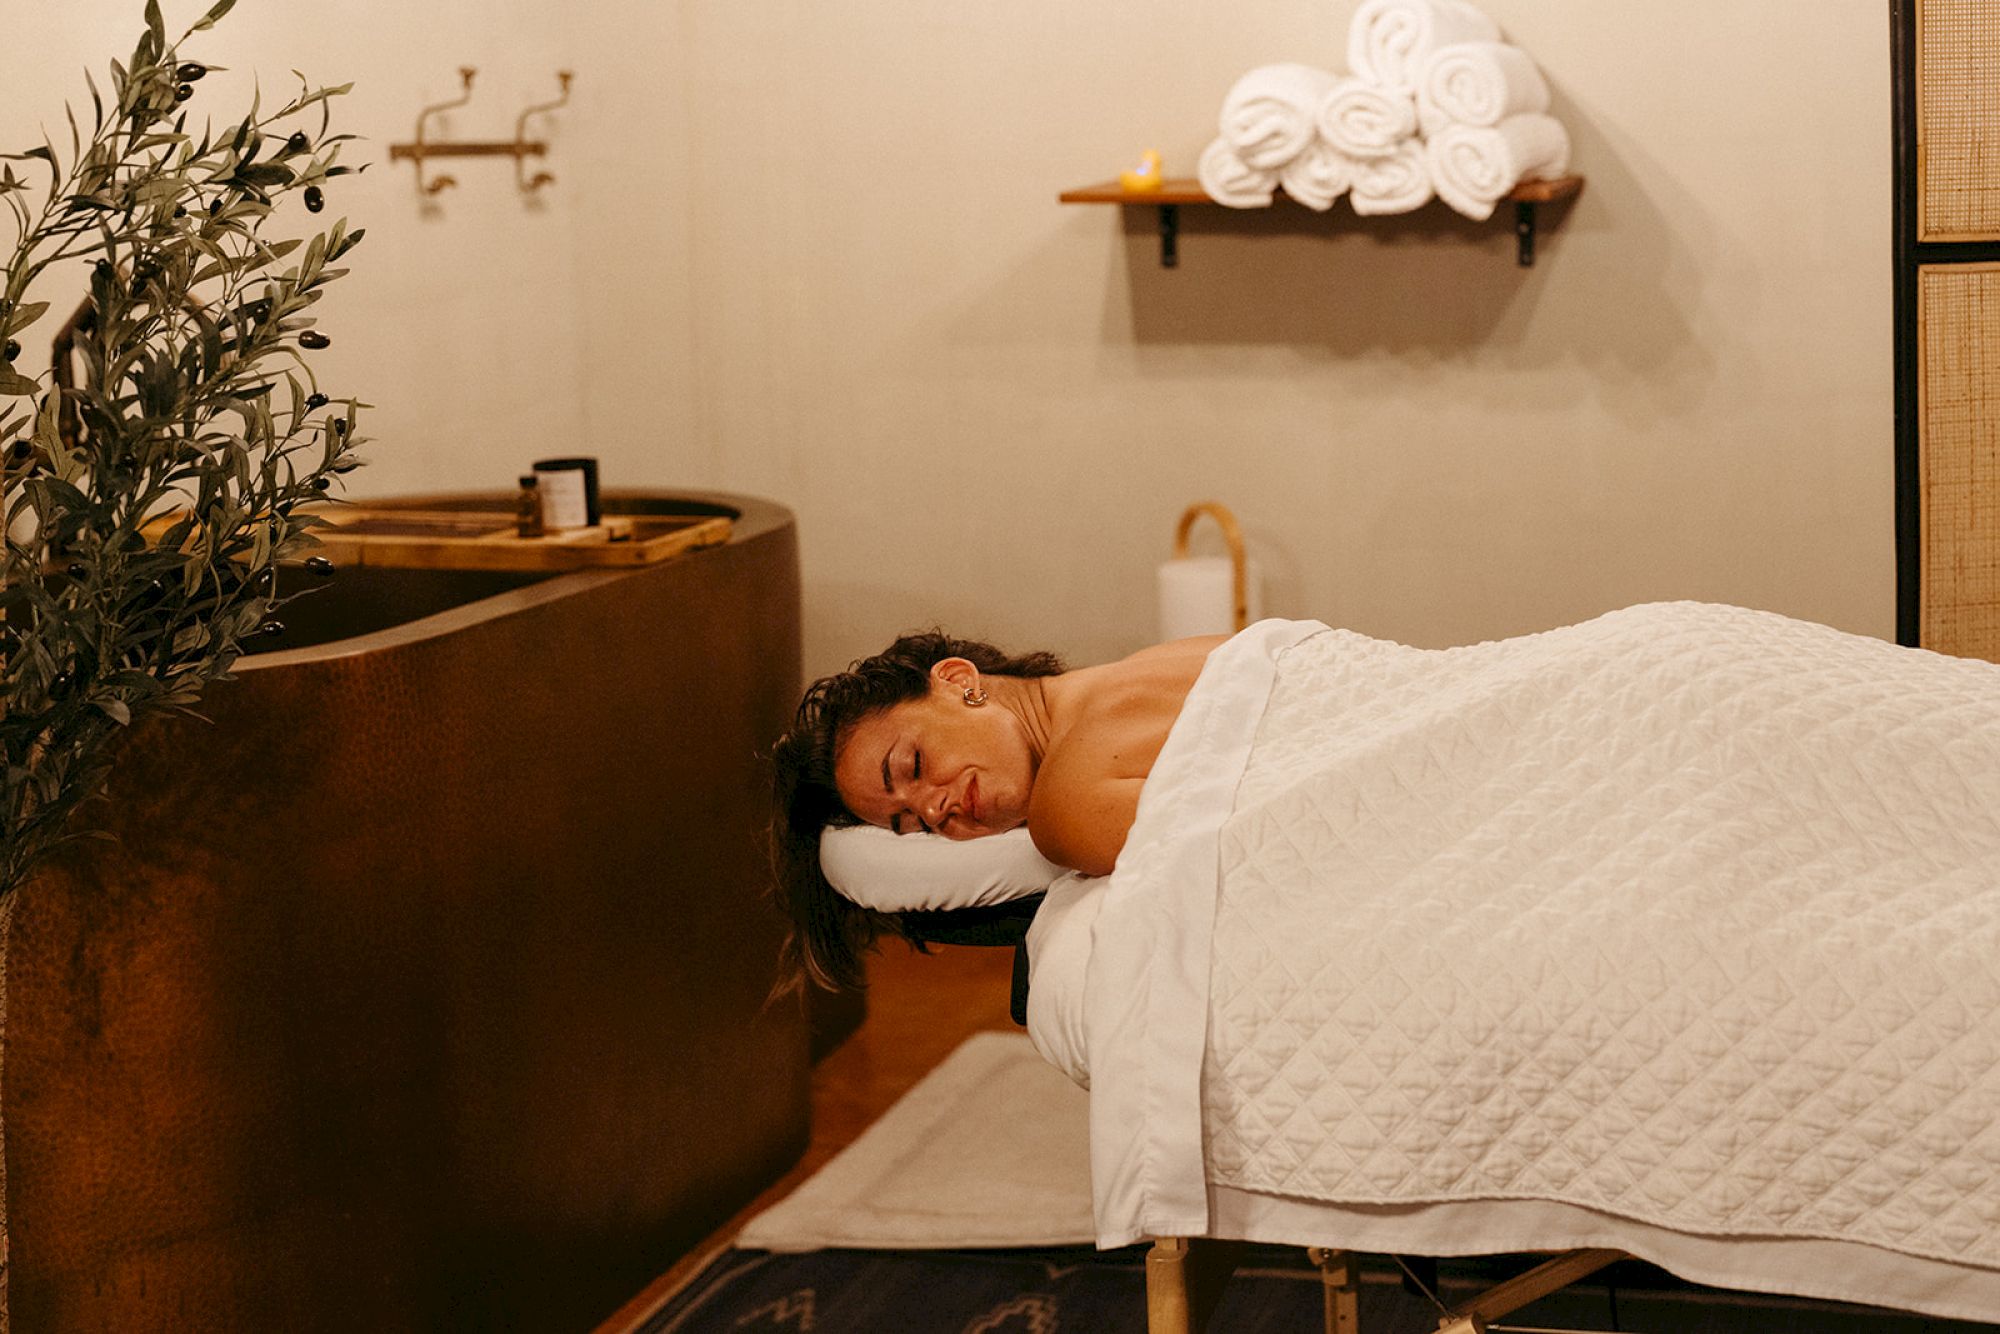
993,674,1059,765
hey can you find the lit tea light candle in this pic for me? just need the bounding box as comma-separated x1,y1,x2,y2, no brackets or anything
1119,149,1164,193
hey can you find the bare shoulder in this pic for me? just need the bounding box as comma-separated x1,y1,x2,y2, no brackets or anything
1121,634,1229,666
1086,634,1226,726
1025,634,1225,876
1050,635,1225,767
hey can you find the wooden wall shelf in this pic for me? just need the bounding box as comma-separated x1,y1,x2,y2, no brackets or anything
1059,174,1584,268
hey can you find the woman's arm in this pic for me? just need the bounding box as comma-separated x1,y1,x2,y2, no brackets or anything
1028,764,1146,878
1026,633,1224,877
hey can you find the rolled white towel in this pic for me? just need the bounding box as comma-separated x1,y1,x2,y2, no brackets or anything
1416,95,1452,139
1198,135,1279,208
1349,138,1434,215
1348,0,1501,95
1279,138,1357,211
1426,113,1570,220
1417,41,1550,130
1315,78,1418,159
1219,63,1341,170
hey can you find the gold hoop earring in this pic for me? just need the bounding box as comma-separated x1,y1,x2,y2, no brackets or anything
962,685,988,707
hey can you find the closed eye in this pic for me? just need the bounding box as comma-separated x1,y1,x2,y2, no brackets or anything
913,750,933,832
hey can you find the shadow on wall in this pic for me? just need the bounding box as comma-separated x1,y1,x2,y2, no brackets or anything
1109,202,1567,347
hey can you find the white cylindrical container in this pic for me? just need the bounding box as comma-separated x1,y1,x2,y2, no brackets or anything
1157,555,1264,641
532,463,590,530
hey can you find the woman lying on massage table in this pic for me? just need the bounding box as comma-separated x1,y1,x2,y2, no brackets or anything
771,603,2000,986
772,607,2000,1326
769,627,1220,991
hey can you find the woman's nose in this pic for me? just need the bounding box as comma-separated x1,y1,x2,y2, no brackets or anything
921,786,950,828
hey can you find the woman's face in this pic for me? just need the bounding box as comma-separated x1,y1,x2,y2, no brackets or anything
832,671,1034,840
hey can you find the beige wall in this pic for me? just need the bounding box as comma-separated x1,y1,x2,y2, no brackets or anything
5,1,1893,679
2,0,594,496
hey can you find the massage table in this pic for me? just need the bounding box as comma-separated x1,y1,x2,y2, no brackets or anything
897,897,1634,1334
888,605,2000,1332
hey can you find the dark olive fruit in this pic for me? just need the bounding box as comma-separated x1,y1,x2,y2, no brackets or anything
245,299,271,322
8,441,32,462
331,419,347,436
304,392,328,410
3,340,18,362
259,619,285,638
311,476,332,491
209,198,223,216
177,63,207,82
172,204,187,219
175,84,194,102
305,555,335,576
299,330,330,350
94,259,113,279
67,563,87,579
287,132,309,154
303,186,324,213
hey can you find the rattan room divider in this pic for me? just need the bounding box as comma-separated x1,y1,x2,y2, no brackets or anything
1897,0,2000,661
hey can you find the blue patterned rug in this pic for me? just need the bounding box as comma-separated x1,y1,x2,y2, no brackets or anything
642,1244,2000,1333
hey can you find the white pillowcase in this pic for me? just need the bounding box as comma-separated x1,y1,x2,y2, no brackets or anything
819,824,1065,913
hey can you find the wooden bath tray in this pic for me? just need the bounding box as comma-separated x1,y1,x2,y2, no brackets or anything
142,508,734,572
309,509,733,570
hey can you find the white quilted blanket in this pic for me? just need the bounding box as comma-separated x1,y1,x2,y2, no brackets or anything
1083,605,2000,1287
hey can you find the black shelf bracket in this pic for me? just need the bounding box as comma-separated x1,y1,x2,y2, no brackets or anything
1129,193,1560,268
1516,201,1537,267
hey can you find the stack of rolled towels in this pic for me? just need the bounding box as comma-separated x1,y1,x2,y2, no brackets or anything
1199,0,1570,221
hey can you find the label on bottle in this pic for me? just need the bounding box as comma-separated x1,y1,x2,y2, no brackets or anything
533,465,590,530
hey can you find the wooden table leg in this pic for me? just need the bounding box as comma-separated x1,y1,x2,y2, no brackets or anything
1146,1238,1193,1334
1146,1237,1249,1334
1306,1248,1361,1334
1436,1248,1628,1334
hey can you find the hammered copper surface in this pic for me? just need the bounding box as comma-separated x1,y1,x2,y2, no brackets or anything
7,491,813,1332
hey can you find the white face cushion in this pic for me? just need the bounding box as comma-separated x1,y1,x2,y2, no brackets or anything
819,824,1065,913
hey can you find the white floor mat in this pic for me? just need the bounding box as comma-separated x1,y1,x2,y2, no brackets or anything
737,1031,1093,1251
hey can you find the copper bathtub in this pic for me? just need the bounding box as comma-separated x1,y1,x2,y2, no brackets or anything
7,490,817,1331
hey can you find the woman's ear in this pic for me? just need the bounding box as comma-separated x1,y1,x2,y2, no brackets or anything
929,657,980,695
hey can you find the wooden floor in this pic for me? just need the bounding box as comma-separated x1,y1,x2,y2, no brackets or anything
593,941,1022,1333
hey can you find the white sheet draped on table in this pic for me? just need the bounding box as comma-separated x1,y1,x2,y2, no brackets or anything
1080,604,2000,1321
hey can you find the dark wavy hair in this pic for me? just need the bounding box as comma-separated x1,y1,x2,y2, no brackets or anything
769,630,1065,992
